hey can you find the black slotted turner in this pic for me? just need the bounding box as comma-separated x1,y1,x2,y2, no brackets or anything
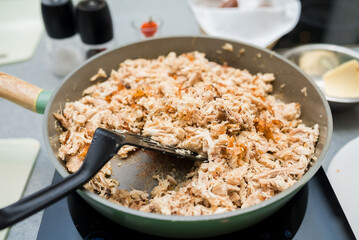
0,127,207,230
122,130,207,161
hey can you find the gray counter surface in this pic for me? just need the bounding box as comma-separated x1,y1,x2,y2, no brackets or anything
0,1,358,239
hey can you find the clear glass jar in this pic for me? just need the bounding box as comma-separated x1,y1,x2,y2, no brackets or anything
45,34,83,77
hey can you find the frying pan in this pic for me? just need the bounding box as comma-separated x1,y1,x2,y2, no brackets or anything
0,36,332,238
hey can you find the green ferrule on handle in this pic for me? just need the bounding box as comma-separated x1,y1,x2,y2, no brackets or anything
36,90,52,114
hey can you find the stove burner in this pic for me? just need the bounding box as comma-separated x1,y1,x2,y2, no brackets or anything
67,185,308,239
37,168,355,240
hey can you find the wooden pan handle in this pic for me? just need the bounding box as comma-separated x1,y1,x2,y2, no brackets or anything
0,72,50,113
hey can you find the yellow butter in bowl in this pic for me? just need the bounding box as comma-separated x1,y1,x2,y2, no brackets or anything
323,59,359,98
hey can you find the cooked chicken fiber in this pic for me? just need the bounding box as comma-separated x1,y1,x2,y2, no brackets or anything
55,51,319,216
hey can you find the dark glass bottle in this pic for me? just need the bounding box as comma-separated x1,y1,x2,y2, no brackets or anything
75,0,115,59
41,0,83,77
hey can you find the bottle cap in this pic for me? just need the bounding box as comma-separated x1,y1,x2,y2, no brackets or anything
75,0,114,45
41,0,76,39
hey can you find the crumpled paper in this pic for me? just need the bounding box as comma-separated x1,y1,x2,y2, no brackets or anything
189,0,301,47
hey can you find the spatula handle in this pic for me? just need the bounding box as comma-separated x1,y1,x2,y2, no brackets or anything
0,128,123,230
0,72,51,114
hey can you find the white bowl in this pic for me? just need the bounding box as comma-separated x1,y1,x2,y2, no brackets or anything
188,0,301,47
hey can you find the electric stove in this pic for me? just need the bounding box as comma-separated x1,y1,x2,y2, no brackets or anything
35,0,359,239
36,167,355,240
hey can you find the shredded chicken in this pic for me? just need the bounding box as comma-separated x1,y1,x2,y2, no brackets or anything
222,43,233,52
54,51,319,216
90,68,107,81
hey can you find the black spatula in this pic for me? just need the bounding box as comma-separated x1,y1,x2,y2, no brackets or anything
0,127,206,230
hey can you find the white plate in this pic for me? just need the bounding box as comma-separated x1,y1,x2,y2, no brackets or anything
0,0,42,65
0,138,40,240
326,136,359,239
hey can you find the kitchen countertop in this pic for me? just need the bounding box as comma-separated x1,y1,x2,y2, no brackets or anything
0,0,358,239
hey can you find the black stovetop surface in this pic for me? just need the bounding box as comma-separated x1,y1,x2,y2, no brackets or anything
36,168,355,240
273,0,359,48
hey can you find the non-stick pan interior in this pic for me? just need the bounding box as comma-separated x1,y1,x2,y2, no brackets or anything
45,36,331,195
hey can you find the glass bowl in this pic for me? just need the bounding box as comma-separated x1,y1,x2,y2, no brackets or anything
131,16,163,39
